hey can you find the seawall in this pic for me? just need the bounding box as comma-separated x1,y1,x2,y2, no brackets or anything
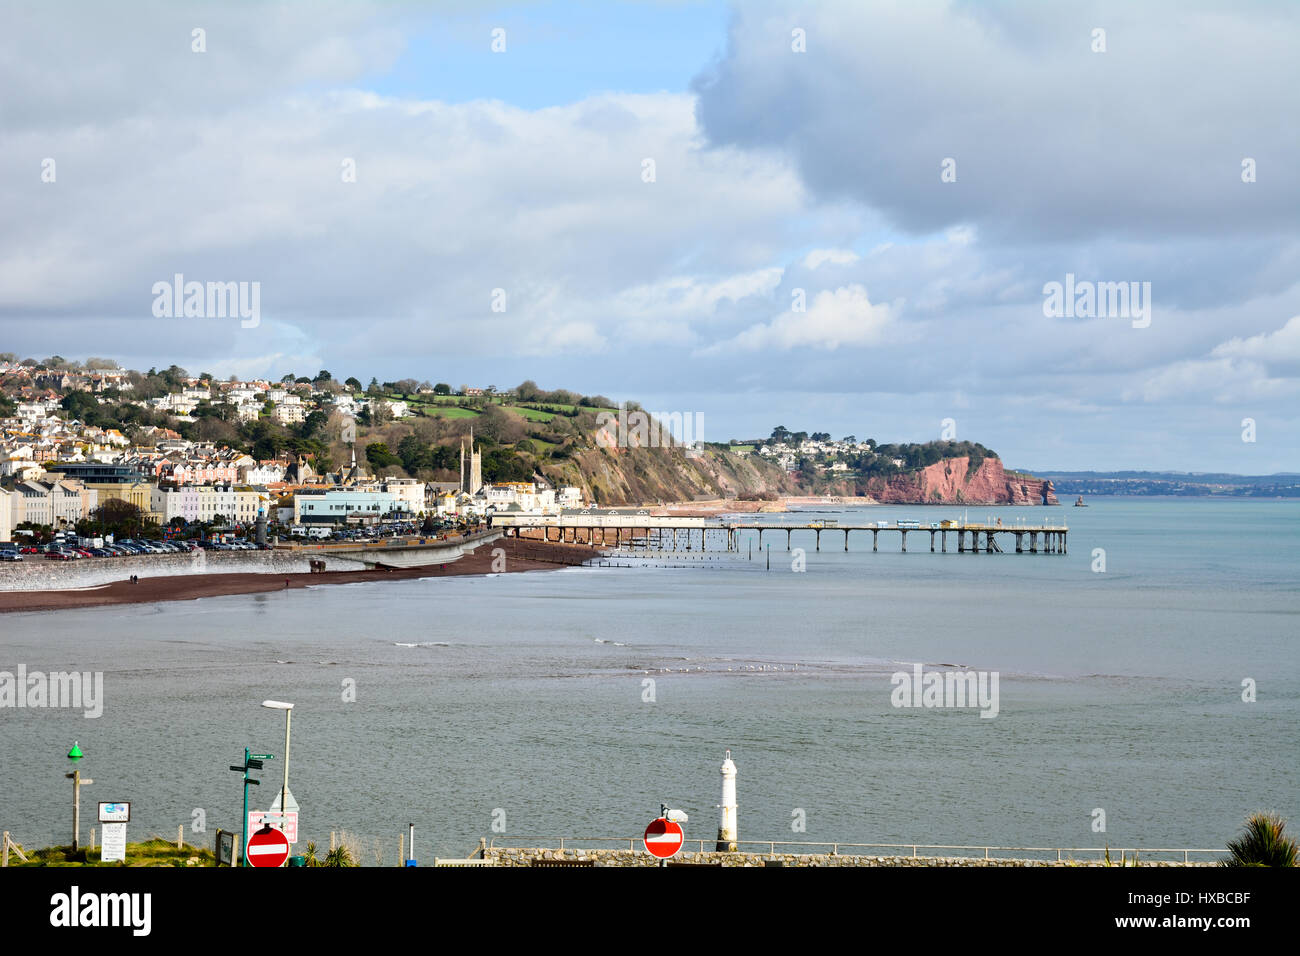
480,847,1211,867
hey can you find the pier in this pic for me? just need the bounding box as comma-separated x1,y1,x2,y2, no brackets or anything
492,515,1067,555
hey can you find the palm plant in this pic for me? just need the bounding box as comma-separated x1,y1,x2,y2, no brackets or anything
323,844,358,867
1222,812,1297,867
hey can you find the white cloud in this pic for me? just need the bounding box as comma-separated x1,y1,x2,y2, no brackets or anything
708,284,895,352
803,248,859,269
1211,315,1300,362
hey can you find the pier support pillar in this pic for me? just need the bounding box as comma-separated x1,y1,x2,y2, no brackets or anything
930,530,935,552
957,530,964,553
787,528,791,551
941,530,947,553
1030,532,1037,553
844,530,849,551
1015,532,1023,553
872,530,878,552
815,529,820,552
901,530,907,553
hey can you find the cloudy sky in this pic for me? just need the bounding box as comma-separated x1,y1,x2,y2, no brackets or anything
2,0,1297,472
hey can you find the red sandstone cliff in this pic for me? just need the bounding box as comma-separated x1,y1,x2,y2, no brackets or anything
864,457,1058,505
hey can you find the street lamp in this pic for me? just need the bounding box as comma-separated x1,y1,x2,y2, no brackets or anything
261,701,293,840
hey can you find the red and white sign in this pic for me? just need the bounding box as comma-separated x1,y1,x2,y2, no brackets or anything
248,810,298,844
643,818,684,859
246,826,290,868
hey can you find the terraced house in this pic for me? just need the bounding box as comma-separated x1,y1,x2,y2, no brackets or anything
4,477,97,529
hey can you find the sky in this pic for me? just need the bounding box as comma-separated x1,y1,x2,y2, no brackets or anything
1,0,1297,472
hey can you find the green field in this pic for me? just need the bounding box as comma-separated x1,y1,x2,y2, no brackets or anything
512,406,557,422
418,406,481,419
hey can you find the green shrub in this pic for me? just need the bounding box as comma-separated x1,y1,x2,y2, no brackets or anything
1222,812,1297,867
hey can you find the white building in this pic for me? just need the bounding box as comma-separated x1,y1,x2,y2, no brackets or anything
380,478,425,515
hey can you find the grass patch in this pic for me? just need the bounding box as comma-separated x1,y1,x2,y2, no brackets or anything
15,838,217,867
418,406,481,419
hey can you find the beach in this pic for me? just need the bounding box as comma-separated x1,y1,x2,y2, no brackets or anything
0,537,600,614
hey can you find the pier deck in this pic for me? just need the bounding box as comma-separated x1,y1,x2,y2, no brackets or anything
494,516,1067,555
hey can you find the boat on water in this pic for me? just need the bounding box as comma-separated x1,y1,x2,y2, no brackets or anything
1074,496,1088,507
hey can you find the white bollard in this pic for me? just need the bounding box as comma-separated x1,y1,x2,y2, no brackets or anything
715,749,738,852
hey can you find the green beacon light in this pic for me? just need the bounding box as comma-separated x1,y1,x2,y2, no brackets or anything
68,742,84,761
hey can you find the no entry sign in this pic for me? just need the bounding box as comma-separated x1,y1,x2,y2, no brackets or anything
246,825,290,868
643,818,684,859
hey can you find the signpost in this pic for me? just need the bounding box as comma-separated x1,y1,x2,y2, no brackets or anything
229,749,271,867
246,826,290,868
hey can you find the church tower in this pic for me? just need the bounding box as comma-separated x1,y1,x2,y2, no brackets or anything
469,427,482,494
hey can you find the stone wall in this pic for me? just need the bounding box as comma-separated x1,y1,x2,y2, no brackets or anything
480,847,1210,867
0,531,503,591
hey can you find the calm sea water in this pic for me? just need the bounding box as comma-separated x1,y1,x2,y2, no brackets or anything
2,498,1296,860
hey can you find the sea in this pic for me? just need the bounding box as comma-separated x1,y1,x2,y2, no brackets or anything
1,497,1296,862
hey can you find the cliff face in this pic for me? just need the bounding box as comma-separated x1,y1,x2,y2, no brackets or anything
544,444,798,507
865,457,1058,505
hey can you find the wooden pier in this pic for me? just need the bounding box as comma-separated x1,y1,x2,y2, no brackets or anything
494,515,1067,555
725,522,1067,555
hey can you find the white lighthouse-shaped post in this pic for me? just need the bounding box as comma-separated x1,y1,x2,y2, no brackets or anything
715,749,737,852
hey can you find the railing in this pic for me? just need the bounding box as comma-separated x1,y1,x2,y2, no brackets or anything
485,836,1218,865
277,529,497,552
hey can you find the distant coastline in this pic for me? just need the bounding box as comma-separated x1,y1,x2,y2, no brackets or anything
1040,471,1300,497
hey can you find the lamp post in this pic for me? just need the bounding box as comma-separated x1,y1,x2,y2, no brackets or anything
261,700,293,843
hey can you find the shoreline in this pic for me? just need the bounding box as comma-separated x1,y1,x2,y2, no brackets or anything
0,538,602,615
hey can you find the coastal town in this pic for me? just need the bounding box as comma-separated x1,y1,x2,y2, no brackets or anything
0,357,589,552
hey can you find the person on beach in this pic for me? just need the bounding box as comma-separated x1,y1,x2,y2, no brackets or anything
284,578,290,588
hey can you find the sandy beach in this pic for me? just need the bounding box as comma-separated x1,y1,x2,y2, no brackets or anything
0,538,602,614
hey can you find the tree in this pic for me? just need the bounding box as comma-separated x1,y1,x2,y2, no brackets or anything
345,377,362,391
315,370,332,382
366,442,400,469
433,383,451,395
298,410,328,439
397,434,429,473
281,373,296,383
90,499,158,539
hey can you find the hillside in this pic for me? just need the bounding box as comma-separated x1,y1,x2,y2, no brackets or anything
0,358,1060,506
